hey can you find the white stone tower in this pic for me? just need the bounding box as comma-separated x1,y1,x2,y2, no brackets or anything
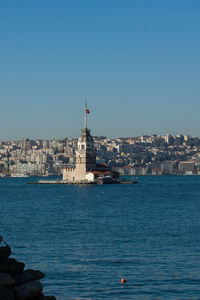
75,101,96,174
63,101,96,182
76,127,96,173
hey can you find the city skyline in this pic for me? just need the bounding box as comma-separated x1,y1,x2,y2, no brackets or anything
0,132,199,144
1,131,200,177
0,132,199,143
0,1,200,140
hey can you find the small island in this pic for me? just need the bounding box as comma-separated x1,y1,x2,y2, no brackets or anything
31,106,137,185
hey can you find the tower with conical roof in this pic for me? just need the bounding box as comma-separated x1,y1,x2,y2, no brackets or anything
63,101,96,182
75,102,96,178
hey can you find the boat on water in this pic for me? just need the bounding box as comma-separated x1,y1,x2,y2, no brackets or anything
10,174,29,178
120,177,138,184
97,176,119,184
97,175,138,184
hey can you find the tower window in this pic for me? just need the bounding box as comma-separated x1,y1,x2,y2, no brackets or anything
81,145,85,150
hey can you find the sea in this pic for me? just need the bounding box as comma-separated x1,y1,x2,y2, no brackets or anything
1,176,200,299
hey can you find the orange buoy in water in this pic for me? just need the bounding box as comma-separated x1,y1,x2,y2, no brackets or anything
121,278,127,284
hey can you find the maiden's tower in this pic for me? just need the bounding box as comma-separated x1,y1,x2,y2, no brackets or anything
63,104,119,183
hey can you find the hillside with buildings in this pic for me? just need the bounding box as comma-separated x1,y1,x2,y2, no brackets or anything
0,134,200,177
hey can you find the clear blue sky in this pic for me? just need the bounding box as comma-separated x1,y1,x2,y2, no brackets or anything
0,0,200,140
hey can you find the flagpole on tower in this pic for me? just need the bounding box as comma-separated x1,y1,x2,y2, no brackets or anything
84,97,87,130
84,97,90,130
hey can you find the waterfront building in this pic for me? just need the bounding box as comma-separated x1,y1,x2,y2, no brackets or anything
178,161,195,174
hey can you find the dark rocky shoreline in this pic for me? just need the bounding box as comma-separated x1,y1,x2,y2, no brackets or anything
0,236,56,300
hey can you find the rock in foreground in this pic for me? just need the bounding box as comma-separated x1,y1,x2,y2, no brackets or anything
0,236,56,300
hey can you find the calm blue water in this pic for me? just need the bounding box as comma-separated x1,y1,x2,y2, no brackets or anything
1,176,200,299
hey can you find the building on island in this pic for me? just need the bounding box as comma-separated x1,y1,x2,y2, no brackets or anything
63,104,119,183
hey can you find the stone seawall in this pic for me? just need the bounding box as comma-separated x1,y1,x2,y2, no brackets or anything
0,236,56,300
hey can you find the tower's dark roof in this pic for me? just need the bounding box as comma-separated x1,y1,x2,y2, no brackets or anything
79,128,94,143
